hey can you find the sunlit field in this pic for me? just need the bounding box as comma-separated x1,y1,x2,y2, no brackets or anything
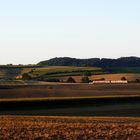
0,116,140,140
57,73,140,82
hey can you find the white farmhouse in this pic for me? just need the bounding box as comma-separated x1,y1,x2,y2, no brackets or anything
90,80,128,84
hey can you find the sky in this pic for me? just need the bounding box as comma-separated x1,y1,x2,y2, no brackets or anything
0,0,140,64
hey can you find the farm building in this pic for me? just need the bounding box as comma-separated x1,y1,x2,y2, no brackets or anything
92,81,110,84
91,80,128,84
111,80,128,84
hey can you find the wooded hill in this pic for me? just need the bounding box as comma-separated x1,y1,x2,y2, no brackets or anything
38,57,140,67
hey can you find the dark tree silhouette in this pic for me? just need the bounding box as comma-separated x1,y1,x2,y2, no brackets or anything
121,77,127,80
66,77,76,83
81,76,90,83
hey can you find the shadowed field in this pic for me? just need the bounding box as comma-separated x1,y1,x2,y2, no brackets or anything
0,96,140,116
0,116,140,140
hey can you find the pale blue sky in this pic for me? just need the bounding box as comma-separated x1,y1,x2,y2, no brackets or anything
0,0,140,64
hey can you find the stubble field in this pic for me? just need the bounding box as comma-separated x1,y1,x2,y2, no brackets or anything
0,116,140,140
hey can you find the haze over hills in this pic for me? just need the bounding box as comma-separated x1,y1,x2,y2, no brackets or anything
38,57,140,67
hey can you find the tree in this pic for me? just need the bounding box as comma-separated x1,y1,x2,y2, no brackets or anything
46,78,60,82
22,73,32,80
100,78,105,81
66,77,76,83
121,77,127,80
81,76,90,83
136,79,140,83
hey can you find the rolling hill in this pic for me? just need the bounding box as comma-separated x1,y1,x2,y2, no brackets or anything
38,57,140,67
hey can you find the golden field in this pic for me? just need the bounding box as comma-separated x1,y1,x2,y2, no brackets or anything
57,73,140,82
0,116,140,140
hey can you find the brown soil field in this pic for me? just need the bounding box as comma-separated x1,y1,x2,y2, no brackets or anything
0,83,140,99
0,116,140,140
57,73,140,82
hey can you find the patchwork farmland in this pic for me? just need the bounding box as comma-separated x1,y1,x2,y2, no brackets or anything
0,66,140,139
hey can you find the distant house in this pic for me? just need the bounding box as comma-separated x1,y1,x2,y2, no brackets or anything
92,81,110,84
90,80,128,84
110,80,128,84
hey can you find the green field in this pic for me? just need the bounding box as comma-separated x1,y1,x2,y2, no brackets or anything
21,66,140,80
0,66,140,81
105,67,140,73
28,66,101,77
29,66,140,76
0,71,6,78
